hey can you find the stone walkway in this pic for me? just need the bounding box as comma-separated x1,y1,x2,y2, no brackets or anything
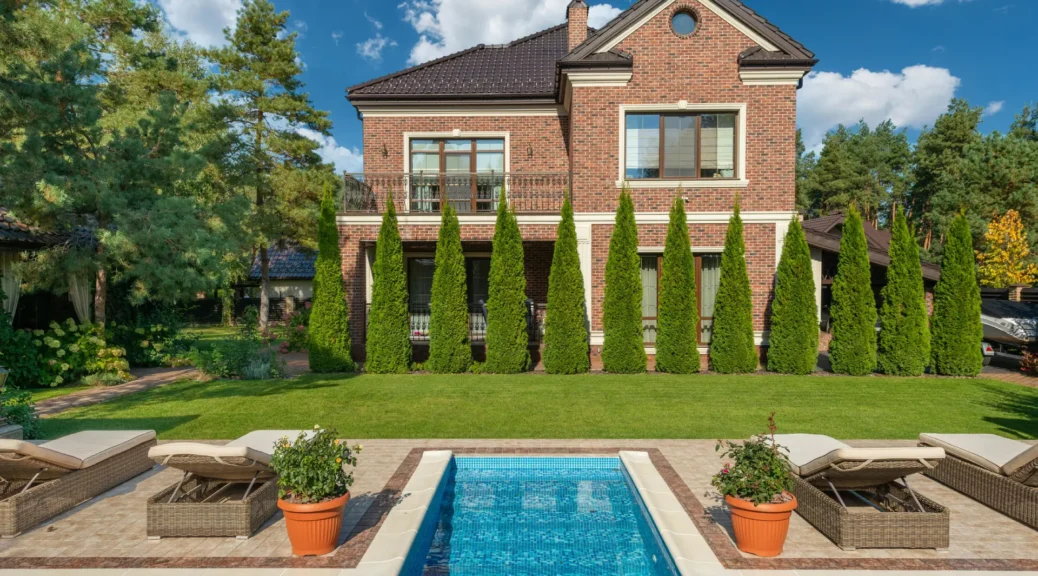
36,367,201,417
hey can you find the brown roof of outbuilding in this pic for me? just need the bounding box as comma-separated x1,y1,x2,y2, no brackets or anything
0,208,63,249
249,247,316,281
802,213,941,282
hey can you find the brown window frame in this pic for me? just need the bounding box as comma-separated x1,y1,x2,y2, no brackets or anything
408,138,504,212
624,112,740,182
642,253,717,346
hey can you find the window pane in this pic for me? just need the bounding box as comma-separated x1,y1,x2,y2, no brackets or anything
663,115,697,178
411,153,440,172
408,258,435,338
641,255,659,344
698,254,721,343
475,152,504,172
444,140,471,151
626,114,660,179
445,154,470,172
700,114,736,178
476,139,504,151
468,258,489,336
411,139,438,151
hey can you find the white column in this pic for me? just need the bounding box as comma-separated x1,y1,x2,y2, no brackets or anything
575,222,594,338
774,219,790,268
811,247,823,320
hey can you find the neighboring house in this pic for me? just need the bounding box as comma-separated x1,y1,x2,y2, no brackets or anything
342,0,817,362
237,246,316,320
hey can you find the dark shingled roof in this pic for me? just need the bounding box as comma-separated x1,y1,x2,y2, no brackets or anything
802,213,941,282
249,247,317,281
0,208,62,248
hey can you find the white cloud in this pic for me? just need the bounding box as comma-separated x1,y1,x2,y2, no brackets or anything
331,31,344,46
357,34,398,62
399,0,622,65
292,20,307,39
297,128,364,173
890,0,945,6
984,100,1005,116
798,65,960,151
365,13,384,30
157,0,242,47
588,4,622,28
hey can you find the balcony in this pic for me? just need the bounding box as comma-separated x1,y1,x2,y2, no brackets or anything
343,172,569,215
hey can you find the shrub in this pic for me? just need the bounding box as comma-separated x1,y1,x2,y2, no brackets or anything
271,426,361,504
309,184,356,373
31,319,109,387
0,288,42,388
485,188,530,373
428,204,472,373
1022,351,1038,376
189,308,285,380
878,207,931,376
0,387,40,439
543,194,590,374
767,218,819,374
656,195,699,374
366,191,411,374
278,303,311,353
711,414,794,506
602,186,646,373
107,305,194,368
932,213,984,376
81,372,130,387
829,206,877,375
710,201,757,374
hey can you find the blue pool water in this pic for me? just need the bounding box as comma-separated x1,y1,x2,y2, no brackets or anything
403,457,679,576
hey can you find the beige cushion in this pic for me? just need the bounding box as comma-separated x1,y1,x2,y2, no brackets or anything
920,433,1036,476
148,430,304,468
0,430,155,470
775,434,944,477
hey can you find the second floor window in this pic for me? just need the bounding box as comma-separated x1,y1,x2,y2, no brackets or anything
409,138,505,213
625,113,737,180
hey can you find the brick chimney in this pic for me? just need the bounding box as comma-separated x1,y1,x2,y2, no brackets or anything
567,0,588,51
1009,284,1027,302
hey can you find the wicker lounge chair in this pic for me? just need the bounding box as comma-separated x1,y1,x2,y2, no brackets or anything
0,430,157,536
919,433,1038,529
773,434,949,550
147,430,302,539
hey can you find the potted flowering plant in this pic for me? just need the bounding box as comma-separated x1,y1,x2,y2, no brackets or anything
271,426,361,556
712,414,796,557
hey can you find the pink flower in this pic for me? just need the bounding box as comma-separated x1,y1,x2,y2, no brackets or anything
304,302,312,310
296,325,305,332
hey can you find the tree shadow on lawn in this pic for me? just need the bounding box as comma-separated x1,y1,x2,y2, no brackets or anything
39,415,199,439
102,372,357,407
980,383,1038,439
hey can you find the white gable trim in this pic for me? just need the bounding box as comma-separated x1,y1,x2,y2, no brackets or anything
595,0,779,54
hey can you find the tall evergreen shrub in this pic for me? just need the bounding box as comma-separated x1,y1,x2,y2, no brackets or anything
877,207,930,376
485,189,530,373
543,194,590,374
309,184,355,373
655,196,699,374
828,206,877,375
366,191,411,373
427,204,471,373
768,218,819,374
931,213,983,376
601,187,646,373
710,202,757,373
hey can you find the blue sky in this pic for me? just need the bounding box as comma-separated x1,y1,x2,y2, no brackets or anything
153,0,1036,170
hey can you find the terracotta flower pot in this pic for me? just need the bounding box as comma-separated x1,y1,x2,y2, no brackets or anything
724,493,797,557
278,492,350,556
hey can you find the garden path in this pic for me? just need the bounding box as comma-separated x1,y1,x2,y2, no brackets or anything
36,367,201,417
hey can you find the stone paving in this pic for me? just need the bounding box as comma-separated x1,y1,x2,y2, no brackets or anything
36,368,201,417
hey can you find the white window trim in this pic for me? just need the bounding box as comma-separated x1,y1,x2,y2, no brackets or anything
617,103,748,189
402,131,511,212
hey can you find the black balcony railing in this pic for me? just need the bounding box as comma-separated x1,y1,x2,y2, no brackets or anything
343,172,569,214
364,302,545,344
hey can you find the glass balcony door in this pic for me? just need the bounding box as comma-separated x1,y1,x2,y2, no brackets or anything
409,139,504,213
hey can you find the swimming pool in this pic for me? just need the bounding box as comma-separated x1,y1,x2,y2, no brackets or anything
401,457,679,575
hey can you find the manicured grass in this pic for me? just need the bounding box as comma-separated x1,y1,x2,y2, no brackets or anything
189,325,238,351
40,373,1038,441
26,383,92,403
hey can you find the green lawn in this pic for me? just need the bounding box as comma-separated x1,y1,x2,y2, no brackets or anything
27,383,92,403
189,325,238,351
39,373,1038,441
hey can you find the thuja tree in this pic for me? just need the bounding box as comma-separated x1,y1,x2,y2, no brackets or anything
656,196,699,374
828,206,877,375
710,201,758,373
428,204,471,373
768,218,819,375
877,207,931,376
309,185,355,373
601,187,646,373
365,192,411,374
931,213,983,376
485,189,530,373
543,194,589,374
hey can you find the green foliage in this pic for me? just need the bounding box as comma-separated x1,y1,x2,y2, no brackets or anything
655,196,699,374
366,193,411,373
878,208,931,376
428,205,471,374
189,307,285,380
271,426,361,504
931,214,983,376
829,207,878,375
711,415,794,506
768,219,819,374
485,189,530,373
0,289,42,388
543,195,590,374
601,187,646,373
795,129,817,216
0,387,40,440
309,186,355,373
31,320,114,387
107,319,194,368
710,202,757,374
278,304,311,354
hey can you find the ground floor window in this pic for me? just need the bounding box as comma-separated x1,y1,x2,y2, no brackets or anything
640,253,721,345
406,256,490,339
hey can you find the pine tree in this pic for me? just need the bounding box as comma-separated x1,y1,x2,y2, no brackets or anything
768,218,819,374
485,189,530,373
710,201,757,373
932,213,984,376
309,185,355,373
543,195,590,374
655,196,699,374
428,204,471,373
601,187,646,373
829,207,877,375
877,206,930,376
366,191,411,374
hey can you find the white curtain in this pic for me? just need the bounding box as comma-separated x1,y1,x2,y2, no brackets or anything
68,273,92,323
1,252,20,320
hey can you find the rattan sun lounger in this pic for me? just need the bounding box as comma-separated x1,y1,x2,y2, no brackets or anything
773,434,949,550
919,433,1038,529
147,430,302,539
0,430,157,536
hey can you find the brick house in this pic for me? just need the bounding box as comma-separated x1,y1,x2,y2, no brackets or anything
341,0,816,364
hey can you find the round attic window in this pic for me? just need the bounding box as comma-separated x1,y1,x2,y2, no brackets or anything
671,11,697,36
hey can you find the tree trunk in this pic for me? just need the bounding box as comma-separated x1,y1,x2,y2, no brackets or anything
259,245,270,332
94,267,107,325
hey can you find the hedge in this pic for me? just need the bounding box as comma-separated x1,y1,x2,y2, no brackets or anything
365,191,411,373
877,206,930,376
931,213,983,376
485,188,530,373
427,204,471,373
655,195,699,374
768,218,819,374
601,186,647,373
309,184,356,373
710,201,757,374
828,206,877,376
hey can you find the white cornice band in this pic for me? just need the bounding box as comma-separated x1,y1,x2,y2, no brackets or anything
337,211,796,226
739,69,808,86
564,71,634,88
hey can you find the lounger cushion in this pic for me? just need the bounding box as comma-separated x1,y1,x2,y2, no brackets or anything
775,434,944,477
148,430,304,468
920,433,1037,476
0,430,155,471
